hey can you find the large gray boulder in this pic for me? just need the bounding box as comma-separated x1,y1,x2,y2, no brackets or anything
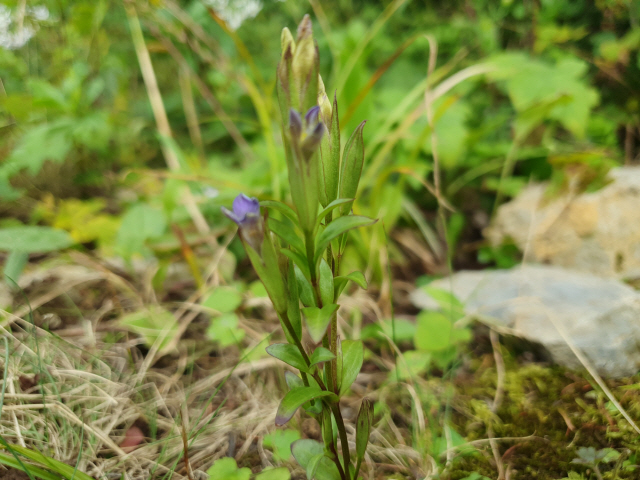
484,166,640,278
410,265,640,377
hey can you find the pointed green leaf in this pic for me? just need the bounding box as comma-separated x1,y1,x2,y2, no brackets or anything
266,344,309,373
314,215,376,261
282,249,310,280
318,258,334,307
270,218,306,255
295,265,316,307
276,387,336,426
291,439,341,480
334,271,368,298
338,121,366,216
309,347,336,367
303,304,338,343
339,339,363,396
316,198,353,227
284,261,302,343
260,200,299,224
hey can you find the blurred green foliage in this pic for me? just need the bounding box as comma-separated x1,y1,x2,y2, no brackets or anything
1,0,639,276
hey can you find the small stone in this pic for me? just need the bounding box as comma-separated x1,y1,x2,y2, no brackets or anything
410,265,640,378
484,166,640,278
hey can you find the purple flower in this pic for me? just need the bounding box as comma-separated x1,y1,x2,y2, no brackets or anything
222,194,263,252
222,193,260,225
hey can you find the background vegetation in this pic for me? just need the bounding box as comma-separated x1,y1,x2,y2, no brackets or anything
1,0,640,479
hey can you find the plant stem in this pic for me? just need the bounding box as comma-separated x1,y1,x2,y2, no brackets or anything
331,403,352,478
353,458,362,480
279,310,311,367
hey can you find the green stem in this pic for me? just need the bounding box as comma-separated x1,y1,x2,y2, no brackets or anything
280,310,311,367
353,458,362,480
323,408,347,480
331,403,352,478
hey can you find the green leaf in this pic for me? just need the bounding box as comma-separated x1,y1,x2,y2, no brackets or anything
284,261,302,343
314,215,376,261
119,306,178,350
206,457,251,480
284,371,304,390
115,204,167,259
316,198,353,227
202,287,243,313
415,311,452,352
276,387,336,426
0,442,95,480
318,259,334,307
303,304,339,344
207,313,245,347
270,218,306,255
0,226,75,253
309,347,336,367
306,453,324,480
338,121,366,216
266,344,309,373
295,265,316,307
260,200,299,224
333,271,367,298
392,350,431,381
291,440,341,480
3,251,28,283
339,340,363,396
255,468,291,480
283,250,311,282
263,430,301,462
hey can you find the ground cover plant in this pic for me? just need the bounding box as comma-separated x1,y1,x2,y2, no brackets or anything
1,1,640,479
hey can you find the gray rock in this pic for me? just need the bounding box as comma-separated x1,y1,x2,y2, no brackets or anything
411,265,640,377
484,166,640,278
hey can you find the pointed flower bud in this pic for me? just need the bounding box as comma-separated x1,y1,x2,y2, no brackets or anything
222,193,264,253
281,27,295,59
289,106,325,162
356,398,374,461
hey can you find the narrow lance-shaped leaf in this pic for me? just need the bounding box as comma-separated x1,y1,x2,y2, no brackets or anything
295,265,316,307
284,260,302,343
315,198,353,229
334,271,368,299
318,258,334,307
338,120,366,217
269,218,306,255
276,386,335,426
260,200,299,224
314,215,376,262
339,339,364,396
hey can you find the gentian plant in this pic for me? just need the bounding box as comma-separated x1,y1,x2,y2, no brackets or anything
223,15,375,480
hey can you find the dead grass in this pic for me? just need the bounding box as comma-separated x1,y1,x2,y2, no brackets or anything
2,255,640,480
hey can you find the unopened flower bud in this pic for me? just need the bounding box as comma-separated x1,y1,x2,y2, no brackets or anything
289,107,325,162
281,27,295,59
